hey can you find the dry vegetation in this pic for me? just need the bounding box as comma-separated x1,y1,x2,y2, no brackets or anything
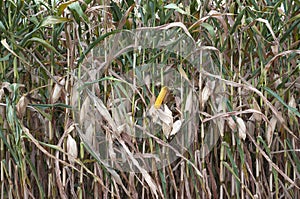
0,0,300,198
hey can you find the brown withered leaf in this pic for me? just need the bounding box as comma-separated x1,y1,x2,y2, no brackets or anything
67,134,78,164
16,95,29,118
252,98,262,123
51,77,65,103
236,117,246,140
266,116,277,146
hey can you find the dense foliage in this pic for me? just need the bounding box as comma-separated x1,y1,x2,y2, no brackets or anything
0,0,299,198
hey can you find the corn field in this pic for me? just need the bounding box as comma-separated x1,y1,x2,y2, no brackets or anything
0,0,299,198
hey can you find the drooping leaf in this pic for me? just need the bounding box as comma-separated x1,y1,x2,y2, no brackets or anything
264,87,300,118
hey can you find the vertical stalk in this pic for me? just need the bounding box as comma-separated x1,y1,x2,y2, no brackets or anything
48,16,56,196
0,108,4,199
284,39,291,195
142,46,147,199
131,39,137,143
238,32,244,199
220,142,225,199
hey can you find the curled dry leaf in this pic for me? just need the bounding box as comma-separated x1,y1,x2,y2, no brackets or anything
52,77,65,103
16,95,29,118
201,80,215,109
170,120,182,138
247,115,256,137
80,96,90,127
162,119,182,140
184,90,193,112
157,105,173,125
288,95,296,116
178,66,190,82
1,82,12,98
148,105,159,123
85,123,94,146
201,85,211,108
271,44,279,55
163,104,172,117
162,122,172,139
236,117,246,140
266,116,277,146
67,134,78,164
226,117,236,131
149,103,182,140
252,98,262,122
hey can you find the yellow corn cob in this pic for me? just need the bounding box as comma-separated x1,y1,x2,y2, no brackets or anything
154,86,168,109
